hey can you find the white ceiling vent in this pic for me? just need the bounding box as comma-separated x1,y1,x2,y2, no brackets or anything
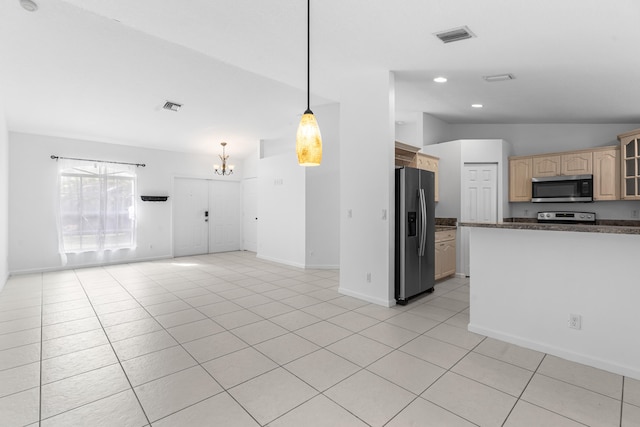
434,26,475,44
162,101,182,112
483,73,515,82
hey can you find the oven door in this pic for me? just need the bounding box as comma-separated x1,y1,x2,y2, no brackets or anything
531,175,593,203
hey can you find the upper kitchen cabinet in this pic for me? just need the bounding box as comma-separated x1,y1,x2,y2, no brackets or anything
532,155,561,177
511,146,619,202
415,153,439,202
394,142,440,202
395,141,420,167
561,151,593,175
593,147,620,201
509,157,533,202
618,129,640,199
531,151,592,177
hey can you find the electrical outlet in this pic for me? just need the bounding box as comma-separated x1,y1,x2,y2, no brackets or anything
632,209,639,219
347,209,352,219
568,313,582,330
366,272,371,283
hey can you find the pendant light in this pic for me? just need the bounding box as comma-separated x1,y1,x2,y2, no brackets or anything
296,0,322,166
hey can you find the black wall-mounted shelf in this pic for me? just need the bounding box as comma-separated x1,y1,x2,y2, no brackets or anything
141,196,169,202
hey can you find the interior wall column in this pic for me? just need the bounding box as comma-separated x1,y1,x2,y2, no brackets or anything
338,70,396,306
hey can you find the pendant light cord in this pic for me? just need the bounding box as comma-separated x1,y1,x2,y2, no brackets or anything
306,0,311,113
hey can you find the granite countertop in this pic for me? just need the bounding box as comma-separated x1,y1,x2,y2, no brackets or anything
459,221,640,235
435,225,457,232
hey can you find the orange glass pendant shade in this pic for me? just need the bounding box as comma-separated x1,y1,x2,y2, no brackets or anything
296,110,322,166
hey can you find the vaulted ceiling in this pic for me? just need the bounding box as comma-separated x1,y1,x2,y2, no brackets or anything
1,0,639,159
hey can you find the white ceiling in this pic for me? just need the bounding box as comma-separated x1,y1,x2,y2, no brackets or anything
1,0,639,160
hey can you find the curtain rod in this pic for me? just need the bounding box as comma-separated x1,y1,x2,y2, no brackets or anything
50,155,146,167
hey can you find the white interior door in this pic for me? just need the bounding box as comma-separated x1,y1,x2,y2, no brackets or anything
173,178,209,257
242,178,258,252
209,181,241,253
461,163,498,276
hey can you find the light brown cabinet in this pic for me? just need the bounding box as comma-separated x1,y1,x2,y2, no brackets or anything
509,157,533,202
593,148,620,200
561,152,593,175
435,229,456,280
394,142,439,202
618,129,640,200
415,153,439,202
532,155,561,177
510,146,619,202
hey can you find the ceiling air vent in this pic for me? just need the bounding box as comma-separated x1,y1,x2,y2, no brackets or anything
434,26,475,44
483,73,515,82
162,101,182,112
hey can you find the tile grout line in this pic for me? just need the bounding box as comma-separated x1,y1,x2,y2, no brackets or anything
61,268,154,427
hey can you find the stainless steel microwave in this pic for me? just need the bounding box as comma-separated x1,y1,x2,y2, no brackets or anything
531,175,593,203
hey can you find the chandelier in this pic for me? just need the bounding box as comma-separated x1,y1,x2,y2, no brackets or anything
214,142,234,175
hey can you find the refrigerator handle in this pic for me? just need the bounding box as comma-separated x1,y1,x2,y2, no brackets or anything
420,189,426,256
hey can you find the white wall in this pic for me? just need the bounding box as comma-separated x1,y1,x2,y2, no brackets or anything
0,108,8,290
469,226,640,380
422,114,451,146
339,70,395,306
257,151,306,267
8,132,243,273
306,103,340,269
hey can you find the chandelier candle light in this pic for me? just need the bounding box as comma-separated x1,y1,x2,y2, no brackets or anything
296,0,322,166
214,142,234,175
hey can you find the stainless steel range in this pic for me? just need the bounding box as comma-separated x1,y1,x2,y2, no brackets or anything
537,211,596,224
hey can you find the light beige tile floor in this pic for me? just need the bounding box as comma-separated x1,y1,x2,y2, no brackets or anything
0,251,637,426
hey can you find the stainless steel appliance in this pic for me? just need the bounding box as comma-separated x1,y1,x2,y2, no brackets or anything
531,174,593,203
537,211,596,224
395,167,435,305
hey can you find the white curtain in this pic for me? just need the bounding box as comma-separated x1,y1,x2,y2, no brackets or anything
56,159,137,257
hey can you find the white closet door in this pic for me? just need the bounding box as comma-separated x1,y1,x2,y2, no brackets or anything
209,180,241,253
462,164,498,276
173,178,209,257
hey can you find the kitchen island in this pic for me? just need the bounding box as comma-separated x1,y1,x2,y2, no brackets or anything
462,222,640,380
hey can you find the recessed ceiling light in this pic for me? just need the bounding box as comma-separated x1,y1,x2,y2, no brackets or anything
396,121,405,125
433,77,448,83
471,104,483,108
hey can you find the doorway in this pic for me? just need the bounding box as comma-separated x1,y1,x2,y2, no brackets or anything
461,163,498,276
173,178,241,257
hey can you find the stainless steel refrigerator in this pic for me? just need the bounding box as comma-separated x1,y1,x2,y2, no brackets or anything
395,167,435,305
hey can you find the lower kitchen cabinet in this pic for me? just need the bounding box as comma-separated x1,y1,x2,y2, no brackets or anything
435,229,456,280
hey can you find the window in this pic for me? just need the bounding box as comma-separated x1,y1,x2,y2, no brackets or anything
57,160,136,253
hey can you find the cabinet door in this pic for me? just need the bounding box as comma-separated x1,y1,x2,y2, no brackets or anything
621,135,640,200
435,242,443,280
593,149,620,201
561,152,593,175
532,155,561,177
509,158,532,202
442,240,456,278
416,154,439,202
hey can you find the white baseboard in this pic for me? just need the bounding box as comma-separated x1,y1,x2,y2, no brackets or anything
256,254,306,269
9,255,174,276
338,286,395,307
468,323,640,381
